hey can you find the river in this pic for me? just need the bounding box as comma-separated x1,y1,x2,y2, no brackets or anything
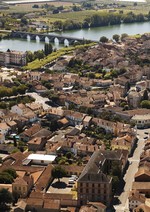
0,22,150,52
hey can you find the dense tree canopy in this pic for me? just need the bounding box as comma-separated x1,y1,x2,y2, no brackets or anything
52,166,66,182
0,188,13,209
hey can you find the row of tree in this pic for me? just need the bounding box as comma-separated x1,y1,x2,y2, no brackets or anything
53,11,149,31
0,84,27,98
26,43,53,63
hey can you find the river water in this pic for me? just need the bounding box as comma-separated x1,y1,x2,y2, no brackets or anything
0,22,150,52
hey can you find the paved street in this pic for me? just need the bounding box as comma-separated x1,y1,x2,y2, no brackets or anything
114,129,148,211
26,92,51,110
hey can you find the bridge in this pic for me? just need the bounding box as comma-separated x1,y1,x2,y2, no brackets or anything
10,31,97,45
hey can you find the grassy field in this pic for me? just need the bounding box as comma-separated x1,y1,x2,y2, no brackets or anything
32,7,150,24
2,1,74,13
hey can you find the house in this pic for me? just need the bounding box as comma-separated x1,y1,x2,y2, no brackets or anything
0,134,5,144
23,111,37,123
26,102,43,115
29,71,41,81
111,133,137,155
128,190,146,211
0,50,26,66
6,120,17,132
11,103,28,116
133,203,150,212
131,114,150,129
20,124,42,142
82,116,92,127
34,84,47,94
132,169,150,196
23,154,57,166
27,137,47,152
57,117,69,129
26,197,60,212
77,149,127,206
64,110,86,126
0,122,11,135
12,172,34,197
79,202,107,212
127,90,141,108
77,151,112,206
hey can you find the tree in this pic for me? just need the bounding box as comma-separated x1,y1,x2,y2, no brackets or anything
51,166,66,182
142,89,148,101
13,135,17,147
112,176,119,192
113,34,120,42
0,172,14,184
100,36,108,43
66,152,73,160
121,33,128,41
3,168,17,179
0,188,13,209
140,100,150,109
44,43,53,56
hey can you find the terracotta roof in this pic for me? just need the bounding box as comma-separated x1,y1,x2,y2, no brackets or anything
0,122,10,130
132,182,150,190
58,117,69,125
26,197,43,207
13,176,28,185
129,190,145,203
33,128,52,138
135,169,150,179
22,124,41,137
6,121,17,127
28,137,43,145
134,203,150,212
43,199,60,209
35,164,53,192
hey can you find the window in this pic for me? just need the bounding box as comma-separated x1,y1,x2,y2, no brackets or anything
86,188,89,193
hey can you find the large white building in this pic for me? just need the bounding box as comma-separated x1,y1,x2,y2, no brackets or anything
0,49,26,66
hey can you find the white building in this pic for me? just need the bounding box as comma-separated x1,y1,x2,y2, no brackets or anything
0,50,26,66
11,104,27,116
131,114,150,128
23,154,57,165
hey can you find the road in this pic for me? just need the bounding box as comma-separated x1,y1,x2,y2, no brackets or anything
114,129,148,211
26,92,51,110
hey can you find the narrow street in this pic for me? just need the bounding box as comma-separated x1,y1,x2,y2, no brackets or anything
114,129,147,211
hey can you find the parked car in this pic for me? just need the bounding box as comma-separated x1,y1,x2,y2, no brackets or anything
68,179,75,184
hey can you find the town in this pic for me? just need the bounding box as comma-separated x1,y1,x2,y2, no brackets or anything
0,31,150,212
0,0,150,210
